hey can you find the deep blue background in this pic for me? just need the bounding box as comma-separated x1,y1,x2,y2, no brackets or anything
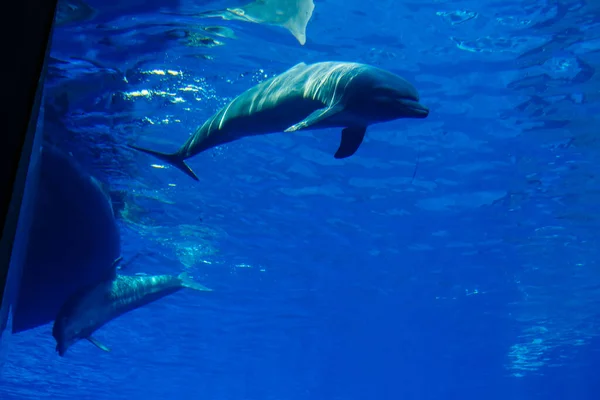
1,0,600,399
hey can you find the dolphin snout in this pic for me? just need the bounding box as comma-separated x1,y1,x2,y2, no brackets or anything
400,98,429,118
413,102,429,118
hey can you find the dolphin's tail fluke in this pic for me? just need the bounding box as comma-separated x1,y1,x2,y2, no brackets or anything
127,144,199,181
178,271,213,292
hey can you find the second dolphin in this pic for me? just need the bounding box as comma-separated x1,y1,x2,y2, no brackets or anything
52,259,212,356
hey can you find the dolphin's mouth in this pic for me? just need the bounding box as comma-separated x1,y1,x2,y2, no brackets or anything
400,98,429,118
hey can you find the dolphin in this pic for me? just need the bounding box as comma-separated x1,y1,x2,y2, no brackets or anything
163,0,315,45
52,259,212,356
128,61,429,181
12,145,121,334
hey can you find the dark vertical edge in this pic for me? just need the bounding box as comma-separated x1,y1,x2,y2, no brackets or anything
0,0,58,337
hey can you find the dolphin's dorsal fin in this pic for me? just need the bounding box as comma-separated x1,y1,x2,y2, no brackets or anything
87,336,111,352
114,252,143,271
111,256,123,270
86,255,120,287
289,62,308,70
99,256,122,282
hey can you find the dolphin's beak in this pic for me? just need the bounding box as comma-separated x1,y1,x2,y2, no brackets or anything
400,99,429,118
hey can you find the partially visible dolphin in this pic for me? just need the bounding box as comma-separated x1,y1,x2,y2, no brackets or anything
52,260,212,356
54,0,97,27
163,0,315,45
12,145,121,334
128,61,429,181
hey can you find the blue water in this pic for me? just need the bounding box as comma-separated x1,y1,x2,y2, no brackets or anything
2,0,600,398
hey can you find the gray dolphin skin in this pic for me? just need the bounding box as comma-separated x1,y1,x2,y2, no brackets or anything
128,61,429,181
52,264,212,356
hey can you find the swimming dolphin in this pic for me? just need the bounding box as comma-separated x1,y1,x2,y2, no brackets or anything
52,261,212,356
128,61,429,181
12,145,121,334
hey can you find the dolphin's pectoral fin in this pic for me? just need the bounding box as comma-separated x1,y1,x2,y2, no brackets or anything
87,336,111,353
334,127,367,159
284,105,343,132
116,252,143,271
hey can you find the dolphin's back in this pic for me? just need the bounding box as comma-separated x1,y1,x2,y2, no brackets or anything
179,62,326,156
208,61,368,131
219,62,364,120
108,275,183,313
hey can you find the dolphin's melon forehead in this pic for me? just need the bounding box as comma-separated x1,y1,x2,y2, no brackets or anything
389,73,420,100
354,65,420,100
